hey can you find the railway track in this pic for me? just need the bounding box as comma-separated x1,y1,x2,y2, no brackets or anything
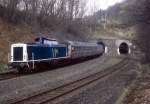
0,70,20,81
10,58,129,104
0,57,102,81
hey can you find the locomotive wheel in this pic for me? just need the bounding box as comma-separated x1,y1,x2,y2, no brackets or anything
17,66,31,74
17,67,24,74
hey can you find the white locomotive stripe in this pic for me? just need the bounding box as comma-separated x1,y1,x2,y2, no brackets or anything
10,56,70,63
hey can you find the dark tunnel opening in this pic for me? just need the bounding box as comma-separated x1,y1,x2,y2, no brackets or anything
119,42,129,55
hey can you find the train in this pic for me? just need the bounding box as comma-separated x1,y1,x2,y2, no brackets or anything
8,37,105,73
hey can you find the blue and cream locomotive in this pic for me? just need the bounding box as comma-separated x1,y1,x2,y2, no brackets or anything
9,37,105,72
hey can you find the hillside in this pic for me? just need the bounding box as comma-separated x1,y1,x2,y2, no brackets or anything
107,0,150,62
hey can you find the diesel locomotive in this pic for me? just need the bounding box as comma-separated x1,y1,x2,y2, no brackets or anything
8,37,105,72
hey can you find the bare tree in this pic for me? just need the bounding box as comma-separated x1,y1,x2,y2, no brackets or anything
0,0,89,35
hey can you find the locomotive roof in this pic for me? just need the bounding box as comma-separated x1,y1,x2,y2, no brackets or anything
34,37,57,41
27,43,67,47
68,41,98,46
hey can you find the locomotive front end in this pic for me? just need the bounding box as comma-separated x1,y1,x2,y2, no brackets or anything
10,43,28,63
8,43,29,71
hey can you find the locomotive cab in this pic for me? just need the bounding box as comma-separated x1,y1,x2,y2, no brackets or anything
10,43,28,63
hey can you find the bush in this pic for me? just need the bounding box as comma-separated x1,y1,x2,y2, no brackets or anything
0,64,7,72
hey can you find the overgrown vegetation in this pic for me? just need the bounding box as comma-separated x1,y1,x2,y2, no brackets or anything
0,63,7,72
0,0,90,35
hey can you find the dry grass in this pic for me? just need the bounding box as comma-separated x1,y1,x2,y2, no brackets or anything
95,23,137,39
91,23,136,39
123,64,150,104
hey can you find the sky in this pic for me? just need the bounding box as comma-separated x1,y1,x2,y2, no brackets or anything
87,0,124,15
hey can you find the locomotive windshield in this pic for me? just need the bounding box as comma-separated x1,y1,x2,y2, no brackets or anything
13,47,23,61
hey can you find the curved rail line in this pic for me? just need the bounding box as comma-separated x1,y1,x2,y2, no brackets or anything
10,58,129,104
0,57,104,81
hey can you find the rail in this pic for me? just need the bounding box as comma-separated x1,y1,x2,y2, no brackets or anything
11,58,129,104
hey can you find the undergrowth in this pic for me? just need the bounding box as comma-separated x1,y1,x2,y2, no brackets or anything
0,63,7,72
